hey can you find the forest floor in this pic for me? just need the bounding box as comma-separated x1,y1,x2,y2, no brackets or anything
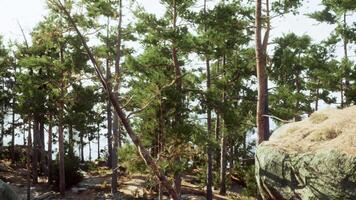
0,160,253,200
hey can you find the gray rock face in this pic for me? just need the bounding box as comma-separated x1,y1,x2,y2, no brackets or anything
0,179,19,200
255,107,356,200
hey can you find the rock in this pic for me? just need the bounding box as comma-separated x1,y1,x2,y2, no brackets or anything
255,107,356,200
33,192,56,200
71,187,87,193
0,179,19,200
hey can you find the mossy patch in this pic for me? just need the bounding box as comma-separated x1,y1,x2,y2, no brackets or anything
308,127,341,142
309,113,328,124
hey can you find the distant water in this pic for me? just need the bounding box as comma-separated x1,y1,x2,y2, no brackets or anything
3,128,109,161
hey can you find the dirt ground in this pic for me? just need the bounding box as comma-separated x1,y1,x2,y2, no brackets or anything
0,160,251,200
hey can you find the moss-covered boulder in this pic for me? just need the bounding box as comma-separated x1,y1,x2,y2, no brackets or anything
255,107,356,200
0,179,18,200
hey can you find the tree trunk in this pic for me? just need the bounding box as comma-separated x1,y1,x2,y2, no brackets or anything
204,1,213,199
0,105,4,147
215,112,220,168
295,74,302,121
39,120,46,175
174,173,182,199
32,117,39,183
112,0,123,194
58,114,65,197
219,128,227,195
219,56,227,195
315,87,319,111
68,124,74,157
97,123,100,159
172,1,183,198
106,17,113,169
27,120,32,200
343,12,349,106
11,64,16,163
229,142,234,171
11,107,15,163
58,44,66,197
80,134,84,162
56,3,179,198
255,0,270,144
48,115,53,184
89,139,92,161
158,91,165,200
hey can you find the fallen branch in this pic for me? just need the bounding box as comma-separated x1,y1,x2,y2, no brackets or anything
263,115,293,123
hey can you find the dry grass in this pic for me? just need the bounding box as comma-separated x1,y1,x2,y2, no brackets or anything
266,106,356,155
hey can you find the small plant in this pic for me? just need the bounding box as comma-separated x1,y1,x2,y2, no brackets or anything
50,154,83,190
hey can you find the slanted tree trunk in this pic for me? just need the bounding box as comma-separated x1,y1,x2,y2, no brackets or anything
55,2,179,198
255,0,270,144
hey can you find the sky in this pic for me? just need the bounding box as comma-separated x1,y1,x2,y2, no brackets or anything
0,0,344,43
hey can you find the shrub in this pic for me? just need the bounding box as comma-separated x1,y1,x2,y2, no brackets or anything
242,165,258,198
50,154,83,190
118,144,147,173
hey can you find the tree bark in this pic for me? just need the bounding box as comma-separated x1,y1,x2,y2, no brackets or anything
219,56,227,195
112,0,123,194
11,105,15,163
80,134,84,162
89,139,92,161
295,73,301,121
53,1,179,199
343,12,349,107
106,17,113,169
219,127,227,195
204,1,213,199
0,104,4,147
215,112,220,167
68,124,74,157
27,119,32,200
58,43,66,197
32,117,39,183
97,122,100,159
39,120,46,174
48,115,53,184
172,1,183,197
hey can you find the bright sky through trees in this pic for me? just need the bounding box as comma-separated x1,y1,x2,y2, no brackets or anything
0,0,352,50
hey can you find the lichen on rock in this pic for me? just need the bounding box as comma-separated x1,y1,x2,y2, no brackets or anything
255,106,356,200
